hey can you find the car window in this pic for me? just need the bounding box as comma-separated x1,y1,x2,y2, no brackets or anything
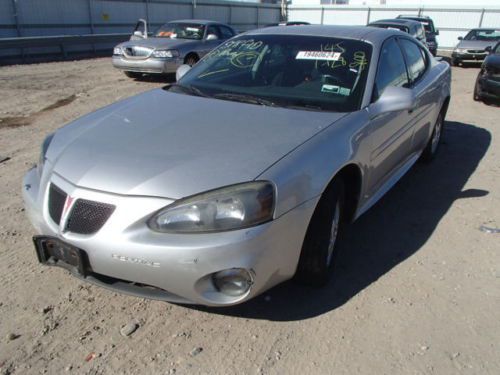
464,29,500,42
219,26,235,39
495,43,500,54
374,38,409,100
399,39,427,83
416,25,426,41
207,25,221,39
155,23,205,40
176,34,373,112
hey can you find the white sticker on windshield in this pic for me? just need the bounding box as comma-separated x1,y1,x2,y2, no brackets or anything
186,27,200,32
321,84,351,96
296,51,341,61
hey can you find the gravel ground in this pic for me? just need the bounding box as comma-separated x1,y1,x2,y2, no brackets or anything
0,58,499,375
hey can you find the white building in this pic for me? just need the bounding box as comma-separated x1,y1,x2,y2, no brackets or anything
293,0,500,6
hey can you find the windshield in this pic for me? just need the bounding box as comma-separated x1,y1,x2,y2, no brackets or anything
173,34,372,112
464,29,500,42
155,23,205,40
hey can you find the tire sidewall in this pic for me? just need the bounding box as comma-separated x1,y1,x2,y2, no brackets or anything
295,179,345,286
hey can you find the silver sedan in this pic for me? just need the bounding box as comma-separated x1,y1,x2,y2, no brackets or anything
112,19,236,78
23,25,451,306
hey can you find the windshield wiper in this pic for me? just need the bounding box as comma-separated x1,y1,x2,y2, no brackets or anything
281,103,324,112
169,83,210,98
213,93,277,107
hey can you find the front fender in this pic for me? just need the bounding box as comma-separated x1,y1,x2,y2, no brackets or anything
258,110,371,218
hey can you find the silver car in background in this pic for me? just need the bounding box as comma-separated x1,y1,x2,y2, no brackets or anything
112,19,236,78
24,26,451,306
452,28,500,66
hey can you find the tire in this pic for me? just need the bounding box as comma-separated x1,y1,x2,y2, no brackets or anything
185,54,199,66
421,111,444,163
124,71,142,79
473,75,482,102
451,58,460,67
295,179,345,287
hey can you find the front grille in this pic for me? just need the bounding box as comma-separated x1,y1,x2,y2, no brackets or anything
65,199,115,235
48,184,67,225
124,46,152,58
467,49,486,54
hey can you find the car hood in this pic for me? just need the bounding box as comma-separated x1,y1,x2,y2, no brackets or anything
119,37,196,49
47,89,345,199
456,40,496,50
484,54,500,68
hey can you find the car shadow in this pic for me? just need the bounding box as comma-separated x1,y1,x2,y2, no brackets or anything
481,98,500,107
188,121,491,321
132,73,176,83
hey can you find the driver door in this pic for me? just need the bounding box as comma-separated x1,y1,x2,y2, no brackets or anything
199,25,222,57
366,37,415,197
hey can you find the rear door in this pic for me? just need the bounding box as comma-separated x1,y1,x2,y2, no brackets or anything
200,25,223,57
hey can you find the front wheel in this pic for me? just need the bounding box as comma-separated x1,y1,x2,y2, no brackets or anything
421,111,444,163
295,179,345,286
451,58,460,67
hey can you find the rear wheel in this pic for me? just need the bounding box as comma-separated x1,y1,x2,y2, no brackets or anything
421,111,444,162
295,179,345,286
124,71,142,79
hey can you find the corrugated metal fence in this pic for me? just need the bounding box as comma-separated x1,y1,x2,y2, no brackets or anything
0,0,282,62
288,5,500,49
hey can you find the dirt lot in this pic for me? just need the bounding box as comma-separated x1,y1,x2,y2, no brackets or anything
0,58,499,375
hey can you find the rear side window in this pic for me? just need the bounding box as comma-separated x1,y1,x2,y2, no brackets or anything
416,25,425,41
374,38,409,100
399,39,427,83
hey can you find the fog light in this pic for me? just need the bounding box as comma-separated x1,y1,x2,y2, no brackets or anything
212,268,253,297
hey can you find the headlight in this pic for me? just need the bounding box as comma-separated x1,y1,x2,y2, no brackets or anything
152,49,179,58
148,181,275,233
113,47,123,55
38,133,54,175
454,48,466,54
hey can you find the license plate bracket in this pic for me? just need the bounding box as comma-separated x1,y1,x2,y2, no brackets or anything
33,236,89,277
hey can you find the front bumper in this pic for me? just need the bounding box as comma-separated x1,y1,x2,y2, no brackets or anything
22,167,317,306
477,75,500,99
452,52,488,62
112,55,183,74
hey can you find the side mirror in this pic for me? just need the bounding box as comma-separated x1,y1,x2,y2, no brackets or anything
485,46,492,53
133,30,145,38
435,29,439,36
458,36,463,40
176,64,191,81
369,86,416,119
206,34,218,41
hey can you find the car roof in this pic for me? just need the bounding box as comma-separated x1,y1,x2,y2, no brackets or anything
470,28,500,31
398,15,432,21
168,19,228,26
246,25,403,45
369,19,421,27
